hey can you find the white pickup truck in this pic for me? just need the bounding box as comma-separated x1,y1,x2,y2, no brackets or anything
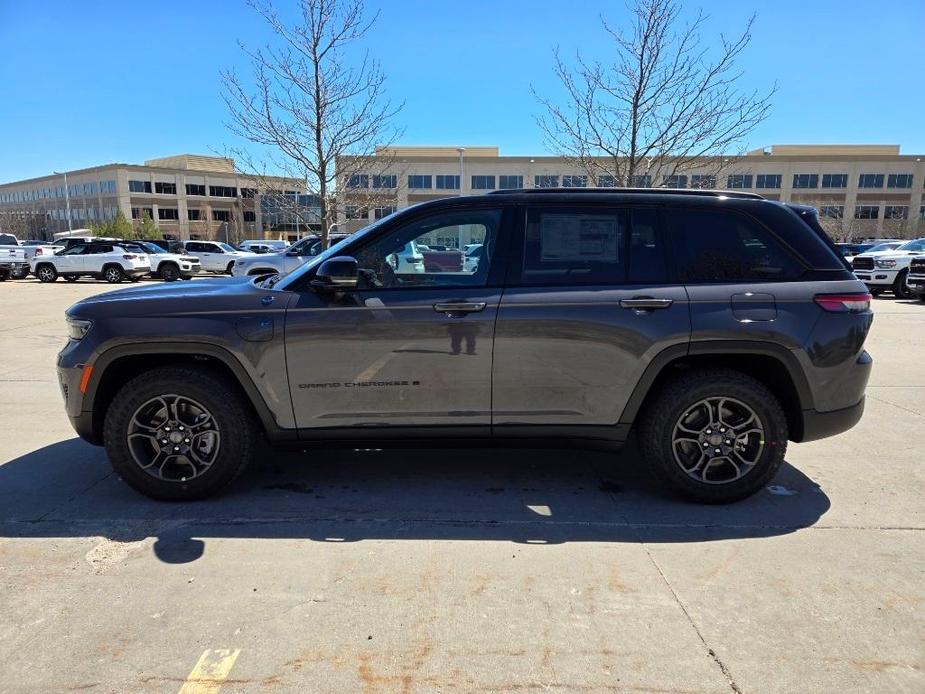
0,235,62,279
850,237,925,299
0,246,28,281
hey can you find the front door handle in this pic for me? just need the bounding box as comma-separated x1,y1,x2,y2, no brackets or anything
433,301,487,314
619,297,674,310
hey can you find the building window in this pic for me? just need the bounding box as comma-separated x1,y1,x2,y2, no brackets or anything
100,180,117,194
471,175,496,190
756,174,781,189
690,175,716,189
243,210,256,222
240,188,257,198
597,175,616,187
372,175,396,189
562,175,588,188
187,209,201,221
158,208,179,220
185,183,206,196
854,205,879,219
858,173,884,188
435,175,460,190
407,175,432,189
887,174,913,189
727,174,753,189
209,186,237,197
884,205,908,220
631,175,651,188
534,175,559,188
128,180,151,193
346,205,368,220
212,210,231,222
792,174,819,189
131,207,153,219
821,173,848,188
498,175,523,189
663,175,688,188
154,181,177,195
374,206,396,220
819,205,844,219
346,174,369,189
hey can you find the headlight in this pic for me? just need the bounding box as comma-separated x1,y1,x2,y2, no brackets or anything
67,317,92,341
874,259,897,269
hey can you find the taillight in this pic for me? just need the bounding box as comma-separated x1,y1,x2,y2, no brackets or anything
814,293,871,313
122,254,136,260
35,248,43,256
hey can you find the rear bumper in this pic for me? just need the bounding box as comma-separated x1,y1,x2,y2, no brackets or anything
127,267,151,277
798,397,865,443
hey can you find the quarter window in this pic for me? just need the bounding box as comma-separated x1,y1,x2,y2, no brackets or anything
666,208,804,282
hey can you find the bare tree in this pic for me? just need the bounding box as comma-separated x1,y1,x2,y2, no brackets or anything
534,0,774,186
222,0,402,247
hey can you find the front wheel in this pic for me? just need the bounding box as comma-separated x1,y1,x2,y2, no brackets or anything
639,369,788,504
159,263,180,282
225,262,235,275
893,270,915,300
103,265,125,283
102,367,257,501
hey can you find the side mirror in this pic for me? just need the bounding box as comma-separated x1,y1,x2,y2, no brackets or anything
311,256,358,291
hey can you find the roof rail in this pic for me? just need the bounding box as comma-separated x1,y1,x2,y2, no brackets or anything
485,187,764,200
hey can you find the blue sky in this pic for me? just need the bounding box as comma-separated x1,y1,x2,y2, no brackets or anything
1,0,923,183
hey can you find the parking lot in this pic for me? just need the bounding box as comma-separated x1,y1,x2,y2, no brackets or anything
0,277,922,693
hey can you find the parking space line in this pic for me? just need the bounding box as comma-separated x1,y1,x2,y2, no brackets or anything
177,649,241,694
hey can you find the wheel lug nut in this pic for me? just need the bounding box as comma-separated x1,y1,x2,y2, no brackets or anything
161,439,168,444
174,446,180,451
702,441,709,447
714,448,721,454
184,438,190,443
179,426,184,431
705,429,711,435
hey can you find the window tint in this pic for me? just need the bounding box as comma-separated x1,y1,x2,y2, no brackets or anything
523,208,624,285
628,209,668,283
666,208,804,282
354,209,500,289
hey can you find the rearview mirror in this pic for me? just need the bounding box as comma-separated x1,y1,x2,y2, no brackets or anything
311,256,358,291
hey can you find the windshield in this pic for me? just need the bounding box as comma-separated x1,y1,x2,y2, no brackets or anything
276,218,389,290
217,242,237,252
897,239,925,252
867,242,901,253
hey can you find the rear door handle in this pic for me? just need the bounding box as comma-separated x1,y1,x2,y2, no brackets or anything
619,297,674,310
433,301,487,314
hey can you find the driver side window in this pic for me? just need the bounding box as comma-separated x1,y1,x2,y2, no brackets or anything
353,209,500,289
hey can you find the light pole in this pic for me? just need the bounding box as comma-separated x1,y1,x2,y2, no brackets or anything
456,147,465,196
53,170,72,232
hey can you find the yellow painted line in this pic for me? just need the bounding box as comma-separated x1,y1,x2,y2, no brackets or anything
177,649,241,694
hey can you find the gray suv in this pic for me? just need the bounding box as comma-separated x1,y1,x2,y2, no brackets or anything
57,189,873,503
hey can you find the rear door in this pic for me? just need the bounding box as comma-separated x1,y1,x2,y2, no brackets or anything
492,204,691,433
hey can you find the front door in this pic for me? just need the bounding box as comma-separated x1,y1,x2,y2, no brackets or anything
492,205,691,432
54,244,86,272
284,206,509,433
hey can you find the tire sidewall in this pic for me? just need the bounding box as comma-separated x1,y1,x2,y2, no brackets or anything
644,373,787,503
103,369,253,500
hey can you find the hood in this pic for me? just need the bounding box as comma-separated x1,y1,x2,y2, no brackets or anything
856,250,919,260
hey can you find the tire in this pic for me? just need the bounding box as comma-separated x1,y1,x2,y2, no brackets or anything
226,262,235,275
65,275,79,283
639,369,788,504
102,366,257,501
892,269,914,300
159,263,180,282
36,264,58,283
103,265,125,283
181,276,193,280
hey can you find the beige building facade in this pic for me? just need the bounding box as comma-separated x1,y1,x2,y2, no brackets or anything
339,144,925,240
0,155,305,241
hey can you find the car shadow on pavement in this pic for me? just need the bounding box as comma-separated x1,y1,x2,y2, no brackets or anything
0,438,830,564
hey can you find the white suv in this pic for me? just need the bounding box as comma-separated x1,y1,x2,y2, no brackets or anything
231,235,348,277
32,241,151,283
179,241,257,275
121,241,201,281
851,237,925,299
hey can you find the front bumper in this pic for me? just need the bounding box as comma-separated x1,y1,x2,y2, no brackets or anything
853,268,898,287
906,274,925,296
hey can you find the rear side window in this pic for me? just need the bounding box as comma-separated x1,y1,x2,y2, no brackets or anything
523,208,625,285
666,208,805,282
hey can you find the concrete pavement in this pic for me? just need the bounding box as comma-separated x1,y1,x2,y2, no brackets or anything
0,277,922,693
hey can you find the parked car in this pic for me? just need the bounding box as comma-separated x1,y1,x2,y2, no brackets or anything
119,241,201,281
32,240,151,283
58,189,872,504
850,237,925,298
231,234,349,277
177,241,257,274
0,246,28,280
463,243,484,273
905,256,925,302
239,239,289,253
835,242,874,257
0,235,61,277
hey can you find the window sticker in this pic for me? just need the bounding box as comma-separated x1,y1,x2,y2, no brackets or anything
539,215,619,262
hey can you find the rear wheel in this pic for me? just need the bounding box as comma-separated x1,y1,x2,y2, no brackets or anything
639,369,788,504
102,367,257,501
36,264,58,282
103,265,125,283
159,263,180,282
893,269,914,299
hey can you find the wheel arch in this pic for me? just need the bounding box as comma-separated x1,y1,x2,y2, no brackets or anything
85,343,294,444
620,341,813,442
